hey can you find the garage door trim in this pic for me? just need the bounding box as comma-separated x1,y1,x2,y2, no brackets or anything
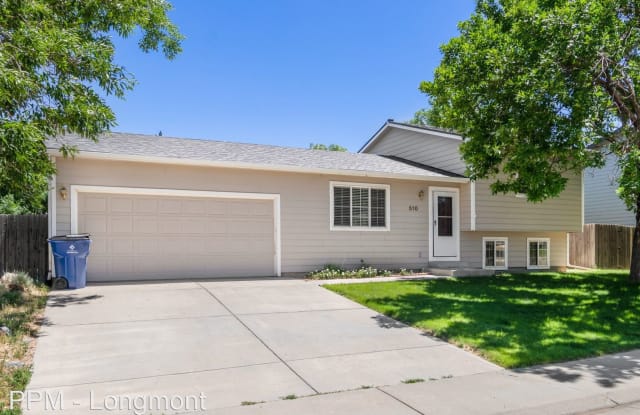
69,185,282,276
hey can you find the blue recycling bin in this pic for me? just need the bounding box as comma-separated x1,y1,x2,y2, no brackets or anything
48,235,91,289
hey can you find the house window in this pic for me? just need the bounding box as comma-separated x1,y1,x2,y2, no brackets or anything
330,182,390,230
527,238,550,269
482,237,508,270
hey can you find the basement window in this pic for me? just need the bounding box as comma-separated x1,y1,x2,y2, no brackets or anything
527,238,550,269
482,237,508,270
330,182,390,231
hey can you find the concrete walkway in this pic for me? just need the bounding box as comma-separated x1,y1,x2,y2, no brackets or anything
24,278,640,414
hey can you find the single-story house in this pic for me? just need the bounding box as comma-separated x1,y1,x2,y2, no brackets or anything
46,120,582,282
583,153,635,226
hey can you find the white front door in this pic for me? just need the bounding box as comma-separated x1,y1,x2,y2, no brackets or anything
432,189,459,259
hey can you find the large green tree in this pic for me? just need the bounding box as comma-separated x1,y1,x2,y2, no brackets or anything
0,0,183,212
420,0,640,282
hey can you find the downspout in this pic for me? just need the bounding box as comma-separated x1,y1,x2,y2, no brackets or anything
470,181,476,231
47,156,57,279
567,171,585,268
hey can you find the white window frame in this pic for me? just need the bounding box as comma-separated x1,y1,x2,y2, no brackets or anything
329,181,391,231
527,237,551,270
482,237,509,270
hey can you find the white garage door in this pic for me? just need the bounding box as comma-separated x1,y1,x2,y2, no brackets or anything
77,192,276,281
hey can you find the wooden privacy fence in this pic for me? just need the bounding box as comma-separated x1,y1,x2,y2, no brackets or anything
0,214,49,282
569,223,634,269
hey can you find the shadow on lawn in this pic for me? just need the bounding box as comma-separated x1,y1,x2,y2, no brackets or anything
357,272,640,386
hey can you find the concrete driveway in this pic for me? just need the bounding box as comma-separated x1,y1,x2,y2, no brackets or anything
25,279,498,414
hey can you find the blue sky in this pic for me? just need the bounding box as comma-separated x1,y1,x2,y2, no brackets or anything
107,0,476,151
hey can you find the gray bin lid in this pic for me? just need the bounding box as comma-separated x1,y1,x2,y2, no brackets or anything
49,234,91,240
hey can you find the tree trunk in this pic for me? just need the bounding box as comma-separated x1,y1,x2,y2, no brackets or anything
630,193,640,283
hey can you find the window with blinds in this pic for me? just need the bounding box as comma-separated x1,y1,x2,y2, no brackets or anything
331,183,389,230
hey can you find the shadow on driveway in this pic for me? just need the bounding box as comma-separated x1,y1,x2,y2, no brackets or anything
47,294,103,308
517,351,640,388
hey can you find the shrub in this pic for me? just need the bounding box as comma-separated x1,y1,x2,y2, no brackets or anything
307,265,392,280
1,272,34,292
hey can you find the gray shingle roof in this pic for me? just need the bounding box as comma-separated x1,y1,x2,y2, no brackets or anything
46,132,465,179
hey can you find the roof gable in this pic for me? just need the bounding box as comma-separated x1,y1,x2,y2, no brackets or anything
359,120,463,153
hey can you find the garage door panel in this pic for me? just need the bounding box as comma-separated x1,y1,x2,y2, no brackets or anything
88,257,108,275
181,238,209,254
205,237,231,251
109,238,134,255
252,238,275,251
251,203,273,216
78,192,276,281
158,219,182,234
228,202,251,215
81,215,107,234
206,200,227,215
111,256,135,274
228,220,272,234
182,199,206,215
81,196,107,213
133,198,158,214
181,218,210,234
205,221,227,234
133,218,158,234
134,238,159,255
158,199,181,214
89,238,108,255
109,197,134,213
208,255,273,276
109,216,133,233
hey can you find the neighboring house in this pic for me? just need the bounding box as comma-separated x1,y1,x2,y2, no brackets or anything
46,120,582,281
583,153,635,226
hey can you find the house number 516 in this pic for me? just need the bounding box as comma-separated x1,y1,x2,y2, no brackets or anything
409,205,419,211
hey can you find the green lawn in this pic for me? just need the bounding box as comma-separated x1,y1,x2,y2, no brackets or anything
325,270,640,368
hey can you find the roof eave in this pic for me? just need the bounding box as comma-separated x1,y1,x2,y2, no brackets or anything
47,149,469,184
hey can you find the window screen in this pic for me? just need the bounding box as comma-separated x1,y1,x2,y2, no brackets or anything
333,186,350,226
351,188,369,227
528,239,550,268
332,184,387,229
484,239,507,269
370,189,386,227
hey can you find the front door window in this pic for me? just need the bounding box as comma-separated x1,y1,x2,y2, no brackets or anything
437,196,453,236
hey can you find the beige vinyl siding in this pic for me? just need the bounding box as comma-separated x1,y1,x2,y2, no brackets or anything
459,182,472,231
54,157,445,273
584,154,635,226
461,231,567,268
366,128,472,231
364,127,582,232
474,175,582,232
366,129,466,175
